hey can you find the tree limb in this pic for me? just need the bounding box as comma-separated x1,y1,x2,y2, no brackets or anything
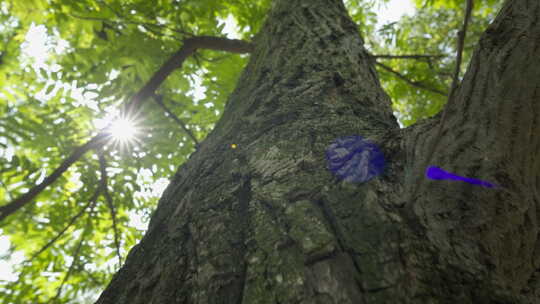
24,169,106,264
96,0,190,37
98,152,122,268
152,94,200,148
372,54,445,60
375,61,447,96
425,0,474,163
125,36,253,116
8,187,100,296
52,211,93,302
0,133,110,222
26,193,98,264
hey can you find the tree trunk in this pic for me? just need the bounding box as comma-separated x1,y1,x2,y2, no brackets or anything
96,0,540,303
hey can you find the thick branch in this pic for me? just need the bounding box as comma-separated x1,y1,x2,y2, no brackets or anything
125,36,253,115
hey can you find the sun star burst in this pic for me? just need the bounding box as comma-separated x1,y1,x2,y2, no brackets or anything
109,118,137,142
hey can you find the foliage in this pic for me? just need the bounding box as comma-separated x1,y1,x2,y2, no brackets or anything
370,0,501,126
0,0,502,302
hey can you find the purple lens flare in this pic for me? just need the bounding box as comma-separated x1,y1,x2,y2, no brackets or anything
426,166,497,188
326,135,386,183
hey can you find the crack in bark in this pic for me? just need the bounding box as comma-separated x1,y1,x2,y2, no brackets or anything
232,172,252,304
312,198,365,293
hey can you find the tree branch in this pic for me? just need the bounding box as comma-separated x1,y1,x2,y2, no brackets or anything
98,152,122,268
375,61,447,96
0,35,253,222
26,193,98,264
448,1,473,100
125,36,253,116
52,212,93,302
152,94,200,148
96,0,190,37
0,133,110,222
372,54,445,60
9,189,100,296
426,0,474,160
24,168,106,264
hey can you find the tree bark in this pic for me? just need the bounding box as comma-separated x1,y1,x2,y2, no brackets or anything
96,0,540,303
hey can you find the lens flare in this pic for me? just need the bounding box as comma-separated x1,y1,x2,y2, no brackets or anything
426,166,497,188
325,135,386,183
110,118,137,142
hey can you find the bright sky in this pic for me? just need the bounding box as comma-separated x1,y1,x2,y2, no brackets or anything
0,0,416,282
376,0,415,28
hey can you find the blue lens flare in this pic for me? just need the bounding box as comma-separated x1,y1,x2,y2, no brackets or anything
426,166,496,188
325,136,496,188
326,135,386,183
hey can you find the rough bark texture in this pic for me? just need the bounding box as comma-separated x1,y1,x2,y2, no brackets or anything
96,0,540,303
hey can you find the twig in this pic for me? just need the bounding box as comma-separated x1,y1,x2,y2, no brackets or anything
25,192,99,263
24,164,108,264
8,190,100,298
372,54,445,60
375,61,447,96
96,0,191,37
68,14,123,36
82,268,103,286
152,94,200,148
98,151,122,268
51,208,94,302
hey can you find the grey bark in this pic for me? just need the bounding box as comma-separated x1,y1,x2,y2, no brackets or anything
96,0,540,303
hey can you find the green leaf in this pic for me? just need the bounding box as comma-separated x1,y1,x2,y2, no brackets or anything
44,84,54,95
